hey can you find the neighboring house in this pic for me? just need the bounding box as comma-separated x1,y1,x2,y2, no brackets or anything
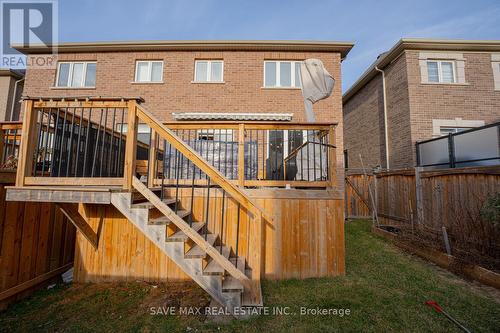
0,68,24,121
343,39,500,170
16,40,352,182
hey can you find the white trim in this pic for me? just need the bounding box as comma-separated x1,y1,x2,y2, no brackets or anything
432,118,485,137
491,54,500,90
419,52,466,84
194,60,224,83
56,61,96,88
172,112,293,121
263,60,302,88
134,60,164,83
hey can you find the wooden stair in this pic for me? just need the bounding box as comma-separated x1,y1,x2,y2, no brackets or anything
111,179,262,315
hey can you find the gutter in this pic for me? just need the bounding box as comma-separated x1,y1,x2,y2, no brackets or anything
10,77,24,121
375,66,390,169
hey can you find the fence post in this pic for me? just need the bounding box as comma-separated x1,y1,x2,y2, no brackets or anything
16,100,37,187
447,133,456,168
247,212,262,304
238,123,245,186
415,166,424,226
147,129,157,188
123,100,138,190
328,125,337,187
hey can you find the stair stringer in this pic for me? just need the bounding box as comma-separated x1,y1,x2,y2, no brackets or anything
110,192,242,313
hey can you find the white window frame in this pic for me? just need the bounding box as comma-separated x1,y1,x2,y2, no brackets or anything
55,61,96,88
432,118,485,137
134,60,164,83
193,60,224,83
426,60,457,83
263,60,302,88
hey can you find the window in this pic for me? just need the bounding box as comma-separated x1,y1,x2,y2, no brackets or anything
56,62,96,88
439,127,473,136
134,61,163,83
194,60,224,82
432,119,485,137
426,60,456,83
197,129,233,141
264,61,302,88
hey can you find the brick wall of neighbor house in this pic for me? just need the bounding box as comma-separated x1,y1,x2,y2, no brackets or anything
384,53,412,169
23,50,345,188
343,75,385,169
343,54,412,169
406,51,500,155
0,76,15,121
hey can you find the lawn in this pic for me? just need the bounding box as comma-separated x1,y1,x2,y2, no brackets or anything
1,219,499,332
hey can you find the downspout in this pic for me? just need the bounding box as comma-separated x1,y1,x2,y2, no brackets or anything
375,66,390,169
10,77,24,121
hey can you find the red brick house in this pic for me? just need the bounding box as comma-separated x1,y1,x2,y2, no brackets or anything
16,40,352,185
343,39,500,169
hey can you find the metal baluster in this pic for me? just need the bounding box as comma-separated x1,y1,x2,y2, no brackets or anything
82,108,92,177
161,139,166,200
174,146,180,214
319,133,323,180
188,131,196,227
224,130,228,177
255,130,259,180
108,107,116,177
56,108,68,176
306,130,310,181
74,108,83,176
99,107,109,177
33,108,44,176
91,110,103,177
65,109,76,176
262,130,265,180
313,130,317,181
116,108,125,176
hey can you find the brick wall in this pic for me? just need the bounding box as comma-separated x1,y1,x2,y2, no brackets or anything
406,50,500,158
343,74,385,169
23,49,345,188
344,49,500,169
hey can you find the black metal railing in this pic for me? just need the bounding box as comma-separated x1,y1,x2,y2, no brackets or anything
416,122,500,169
0,122,22,170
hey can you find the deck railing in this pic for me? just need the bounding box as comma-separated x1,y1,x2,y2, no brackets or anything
154,122,336,188
0,121,22,170
16,98,337,189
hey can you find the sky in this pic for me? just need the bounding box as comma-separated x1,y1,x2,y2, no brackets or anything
57,0,500,92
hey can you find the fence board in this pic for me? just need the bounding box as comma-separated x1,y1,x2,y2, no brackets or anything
0,182,76,309
345,166,500,271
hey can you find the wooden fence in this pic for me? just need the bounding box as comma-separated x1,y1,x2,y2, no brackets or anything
345,166,500,271
0,179,76,310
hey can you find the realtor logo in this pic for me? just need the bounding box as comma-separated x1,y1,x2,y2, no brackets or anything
1,0,58,68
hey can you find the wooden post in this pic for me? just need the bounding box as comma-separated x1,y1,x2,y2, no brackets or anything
415,166,424,226
16,100,37,187
0,125,4,166
147,129,157,188
123,100,138,190
238,123,245,187
247,212,262,304
328,125,336,188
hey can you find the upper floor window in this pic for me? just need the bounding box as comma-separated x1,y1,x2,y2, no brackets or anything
135,60,163,83
194,60,223,82
264,61,302,88
56,62,96,88
426,60,456,83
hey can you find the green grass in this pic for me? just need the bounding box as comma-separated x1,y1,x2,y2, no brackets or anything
1,219,499,332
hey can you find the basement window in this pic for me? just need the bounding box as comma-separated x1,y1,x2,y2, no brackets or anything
134,61,163,83
264,61,302,88
56,62,96,88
